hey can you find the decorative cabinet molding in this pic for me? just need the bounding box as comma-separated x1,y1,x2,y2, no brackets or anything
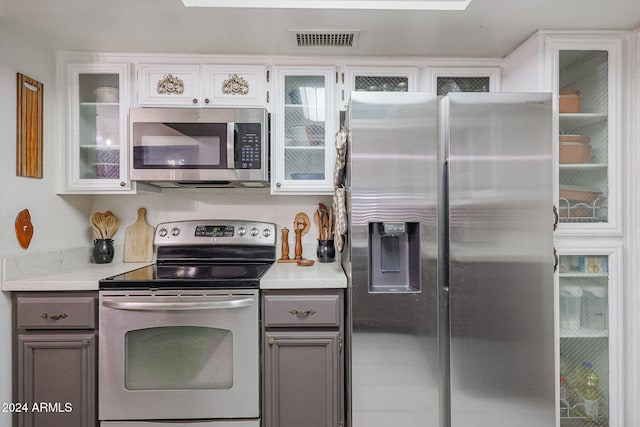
203,65,266,106
137,64,202,106
137,63,266,107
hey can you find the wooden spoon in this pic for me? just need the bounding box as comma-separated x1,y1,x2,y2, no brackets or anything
103,213,119,239
313,209,322,238
90,212,106,239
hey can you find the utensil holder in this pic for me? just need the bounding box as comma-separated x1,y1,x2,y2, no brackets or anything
93,239,114,264
317,239,335,263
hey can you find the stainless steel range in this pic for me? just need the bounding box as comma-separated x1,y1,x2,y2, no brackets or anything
98,220,276,427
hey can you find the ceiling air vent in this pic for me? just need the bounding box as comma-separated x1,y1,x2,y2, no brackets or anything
291,30,360,48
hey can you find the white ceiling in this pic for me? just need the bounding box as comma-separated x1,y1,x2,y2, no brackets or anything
1,0,640,58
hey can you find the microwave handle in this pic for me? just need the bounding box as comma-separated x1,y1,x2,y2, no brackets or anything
227,122,235,168
102,297,254,311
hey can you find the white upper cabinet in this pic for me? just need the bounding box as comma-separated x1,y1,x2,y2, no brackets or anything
546,34,628,235
202,65,267,107
340,66,419,109
425,66,501,94
271,66,337,194
503,31,629,235
137,64,201,106
62,62,134,193
137,63,266,107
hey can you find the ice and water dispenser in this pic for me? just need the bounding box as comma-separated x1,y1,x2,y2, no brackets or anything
368,222,421,293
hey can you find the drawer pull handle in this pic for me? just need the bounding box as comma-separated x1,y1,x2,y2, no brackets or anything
289,308,317,317
41,313,68,320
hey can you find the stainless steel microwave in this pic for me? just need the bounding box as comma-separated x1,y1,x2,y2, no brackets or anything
129,107,269,188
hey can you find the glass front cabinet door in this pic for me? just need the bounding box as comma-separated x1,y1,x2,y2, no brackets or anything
550,37,626,233
340,66,419,109
272,67,336,194
65,63,132,193
557,247,621,427
425,67,501,95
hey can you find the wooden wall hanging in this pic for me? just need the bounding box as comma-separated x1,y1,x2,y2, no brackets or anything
16,73,43,178
15,209,34,249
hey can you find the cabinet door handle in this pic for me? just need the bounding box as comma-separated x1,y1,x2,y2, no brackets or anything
289,308,317,317
553,247,559,273
553,205,559,231
192,98,198,104
81,339,90,348
41,313,68,320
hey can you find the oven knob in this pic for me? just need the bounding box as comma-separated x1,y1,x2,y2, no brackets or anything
263,228,272,237
171,227,180,236
158,228,168,237
250,227,259,237
238,226,246,236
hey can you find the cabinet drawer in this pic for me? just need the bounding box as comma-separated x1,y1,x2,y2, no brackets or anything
264,294,341,328
16,296,96,329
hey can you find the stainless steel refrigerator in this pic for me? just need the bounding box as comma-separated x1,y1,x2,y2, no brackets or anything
342,92,555,427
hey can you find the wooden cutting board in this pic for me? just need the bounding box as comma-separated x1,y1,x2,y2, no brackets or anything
16,73,43,178
123,208,154,262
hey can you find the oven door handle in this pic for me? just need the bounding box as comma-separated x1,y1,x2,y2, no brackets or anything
102,298,254,311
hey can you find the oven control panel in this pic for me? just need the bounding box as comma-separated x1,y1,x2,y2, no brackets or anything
155,220,276,246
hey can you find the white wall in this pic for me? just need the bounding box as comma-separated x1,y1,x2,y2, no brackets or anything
92,189,333,249
0,25,93,427
501,33,546,92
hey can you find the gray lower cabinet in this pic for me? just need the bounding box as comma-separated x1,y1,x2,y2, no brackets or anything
262,289,344,427
13,292,98,427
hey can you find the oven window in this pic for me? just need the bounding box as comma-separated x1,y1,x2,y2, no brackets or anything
125,326,233,390
132,122,227,169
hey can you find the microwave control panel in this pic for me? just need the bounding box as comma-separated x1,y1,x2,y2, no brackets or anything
235,123,262,169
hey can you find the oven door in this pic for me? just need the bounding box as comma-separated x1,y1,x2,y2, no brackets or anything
98,290,259,421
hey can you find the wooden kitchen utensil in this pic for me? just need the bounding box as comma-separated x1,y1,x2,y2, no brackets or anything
90,212,107,238
293,212,310,261
103,212,119,239
123,208,154,262
278,227,297,263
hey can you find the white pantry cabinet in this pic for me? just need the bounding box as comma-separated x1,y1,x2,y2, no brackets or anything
549,38,627,235
503,30,631,427
136,63,267,107
556,244,623,427
271,66,337,194
504,31,629,235
61,62,134,193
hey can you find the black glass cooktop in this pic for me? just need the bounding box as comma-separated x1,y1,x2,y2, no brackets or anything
99,262,273,289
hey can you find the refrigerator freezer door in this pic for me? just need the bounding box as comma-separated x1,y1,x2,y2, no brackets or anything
447,93,555,427
346,92,440,427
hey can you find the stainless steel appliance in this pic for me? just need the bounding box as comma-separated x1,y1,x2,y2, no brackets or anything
343,92,555,427
129,108,269,187
98,220,276,427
